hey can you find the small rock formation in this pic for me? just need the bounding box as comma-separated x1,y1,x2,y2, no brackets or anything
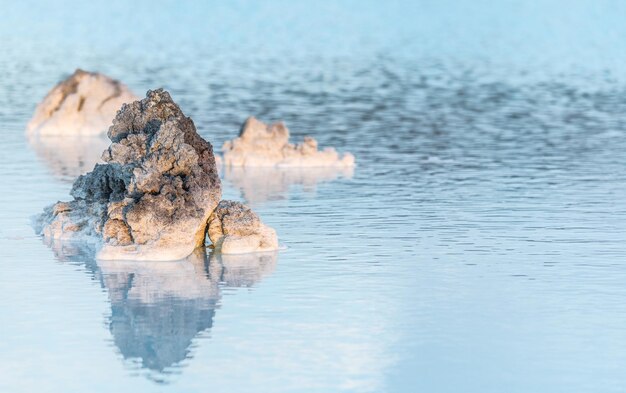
221,116,355,167
37,89,221,261
208,200,278,254
27,69,138,136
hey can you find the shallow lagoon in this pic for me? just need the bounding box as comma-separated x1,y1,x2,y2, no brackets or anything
1,1,626,392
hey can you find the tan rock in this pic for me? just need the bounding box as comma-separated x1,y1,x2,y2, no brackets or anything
37,89,222,261
27,69,138,136
222,117,355,167
208,200,278,254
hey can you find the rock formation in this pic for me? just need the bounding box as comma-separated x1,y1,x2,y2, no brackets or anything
36,89,221,261
27,69,137,136
208,200,278,254
221,116,355,167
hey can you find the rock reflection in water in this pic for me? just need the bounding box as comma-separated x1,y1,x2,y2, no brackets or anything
211,251,277,287
27,134,109,182
223,165,354,205
99,249,220,379
44,238,277,381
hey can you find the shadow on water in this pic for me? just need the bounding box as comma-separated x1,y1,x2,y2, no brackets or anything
42,238,277,383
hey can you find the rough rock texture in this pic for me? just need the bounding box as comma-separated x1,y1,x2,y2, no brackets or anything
37,89,221,261
221,116,355,167
208,200,278,254
27,69,138,136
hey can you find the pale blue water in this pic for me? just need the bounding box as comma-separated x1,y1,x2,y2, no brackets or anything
1,1,626,392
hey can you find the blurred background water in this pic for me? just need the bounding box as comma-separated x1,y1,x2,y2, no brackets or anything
1,1,626,392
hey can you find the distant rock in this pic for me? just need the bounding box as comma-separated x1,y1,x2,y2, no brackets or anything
208,200,278,254
27,69,138,136
221,116,355,167
36,89,221,261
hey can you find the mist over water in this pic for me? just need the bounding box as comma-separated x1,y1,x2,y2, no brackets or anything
1,1,625,392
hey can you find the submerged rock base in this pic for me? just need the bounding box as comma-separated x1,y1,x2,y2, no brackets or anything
37,89,222,261
208,200,278,254
222,117,355,167
27,69,138,136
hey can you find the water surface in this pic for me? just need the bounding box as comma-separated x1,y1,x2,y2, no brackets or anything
1,1,626,392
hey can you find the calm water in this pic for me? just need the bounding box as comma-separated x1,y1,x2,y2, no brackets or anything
1,1,626,392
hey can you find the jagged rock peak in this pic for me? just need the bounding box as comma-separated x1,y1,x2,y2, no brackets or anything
37,89,222,261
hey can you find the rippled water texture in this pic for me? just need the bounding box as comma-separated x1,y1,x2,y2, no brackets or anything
1,1,626,392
